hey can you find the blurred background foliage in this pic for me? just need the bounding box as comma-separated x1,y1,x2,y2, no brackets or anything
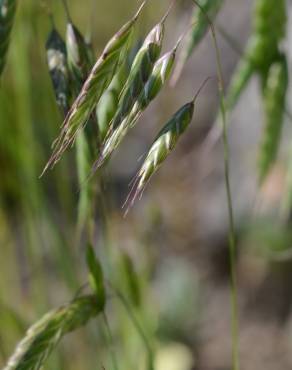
1,0,292,369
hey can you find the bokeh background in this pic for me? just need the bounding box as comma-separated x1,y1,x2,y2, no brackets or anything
1,0,292,369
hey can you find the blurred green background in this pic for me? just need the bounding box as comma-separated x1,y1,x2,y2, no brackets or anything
1,0,292,369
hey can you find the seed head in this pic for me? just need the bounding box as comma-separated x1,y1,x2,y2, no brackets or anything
41,2,146,175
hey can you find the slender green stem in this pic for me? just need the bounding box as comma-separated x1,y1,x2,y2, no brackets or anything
102,313,119,370
191,2,239,369
109,285,154,370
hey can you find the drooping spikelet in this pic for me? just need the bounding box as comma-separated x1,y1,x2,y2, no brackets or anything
0,0,17,75
125,101,195,211
42,1,146,175
109,6,174,133
4,295,102,370
92,42,179,172
258,55,288,184
124,78,210,212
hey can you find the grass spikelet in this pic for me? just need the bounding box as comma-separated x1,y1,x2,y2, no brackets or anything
97,87,119,141
172,0,224,84
125,78,209,211
0,0,16,75
258,55,288,184
110,17,166,132
41,1,147,175
46,27,71,115
3,295,101,370
96,42,142,140
92,40,181,172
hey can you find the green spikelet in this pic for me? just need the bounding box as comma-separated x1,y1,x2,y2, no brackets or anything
93,45,178,171
97,61,128,141
3,296,101,370
96,41,143,140
110,19,166,132
173,0,224,83
125,100,195,211
46,28,71,115
42,1,146,174
258,55,288,184
97,88,119,141
0,0,16,75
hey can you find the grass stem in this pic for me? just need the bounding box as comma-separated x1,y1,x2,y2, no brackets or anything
102,313,119,370
191,2,240,369
110,285,154,370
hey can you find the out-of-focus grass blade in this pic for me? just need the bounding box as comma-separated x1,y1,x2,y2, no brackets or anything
0,0,17,76
120,253,141,307
258,54,288,184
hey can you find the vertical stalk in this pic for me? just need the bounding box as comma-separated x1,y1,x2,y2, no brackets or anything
102,313,119,370
110,285,154,370
191,2,239,369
